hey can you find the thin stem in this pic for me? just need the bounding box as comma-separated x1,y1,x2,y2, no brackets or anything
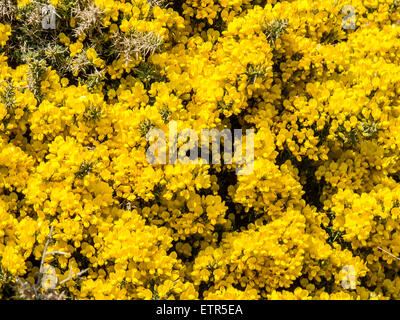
377,247,400,261
58,268,89,286
45,251,71,256
37,226,53,287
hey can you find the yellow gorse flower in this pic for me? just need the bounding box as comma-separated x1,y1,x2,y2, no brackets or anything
0,0,400,300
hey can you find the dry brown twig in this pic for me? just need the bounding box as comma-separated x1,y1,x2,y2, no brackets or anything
0,0,17,21
14,278,68,300
14,226,89,300
377,247,400,261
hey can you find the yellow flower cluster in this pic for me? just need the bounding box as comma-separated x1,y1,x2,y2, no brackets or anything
0,0,400,300
0,24,11,47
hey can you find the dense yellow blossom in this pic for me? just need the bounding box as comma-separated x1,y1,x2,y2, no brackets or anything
0,0,399,300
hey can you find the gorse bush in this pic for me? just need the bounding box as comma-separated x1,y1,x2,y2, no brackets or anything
0,0,400,300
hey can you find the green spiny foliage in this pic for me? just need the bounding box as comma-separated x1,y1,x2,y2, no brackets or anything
83,102,104,122
71,0,104,37
84,70,106,91
0,263,15,300
245,64,270,84
360,119,378,140
262,18,289,46
133,62,166,89
147,0,169,7
0,80,16,109
139,119,155,137
159,105,171,123
0,0,17,22
22,49,48,102
75,160,95,179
